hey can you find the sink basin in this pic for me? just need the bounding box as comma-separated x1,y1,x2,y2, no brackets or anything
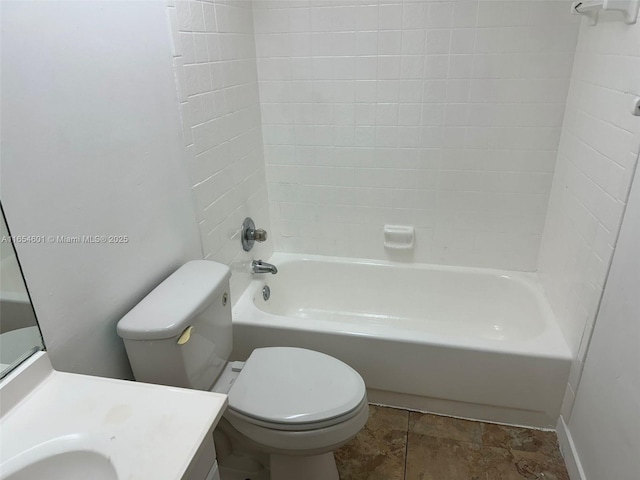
1,436,117,480
4,451,117,480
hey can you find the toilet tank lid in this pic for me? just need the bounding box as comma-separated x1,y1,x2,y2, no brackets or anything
117,260,231,341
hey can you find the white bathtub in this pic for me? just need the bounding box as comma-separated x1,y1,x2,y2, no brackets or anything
232,253,571,428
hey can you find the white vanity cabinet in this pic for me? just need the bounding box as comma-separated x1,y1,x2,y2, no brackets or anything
184,433,221,480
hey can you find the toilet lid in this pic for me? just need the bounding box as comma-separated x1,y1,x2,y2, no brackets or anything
228,347,366,426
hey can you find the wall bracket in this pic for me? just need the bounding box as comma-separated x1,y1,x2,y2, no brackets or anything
572,0,639,25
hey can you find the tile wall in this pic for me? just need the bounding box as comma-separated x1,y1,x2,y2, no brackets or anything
167,0,273,301
254,0,580,269
537,9,640,419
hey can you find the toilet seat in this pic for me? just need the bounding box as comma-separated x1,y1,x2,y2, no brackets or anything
223,397,369,453
227,347,366,430
227,397,368,432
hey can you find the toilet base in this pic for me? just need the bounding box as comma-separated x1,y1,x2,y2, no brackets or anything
270,452,338,480
219,464,269,480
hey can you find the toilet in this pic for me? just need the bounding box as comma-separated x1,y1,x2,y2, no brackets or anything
117,260,368,480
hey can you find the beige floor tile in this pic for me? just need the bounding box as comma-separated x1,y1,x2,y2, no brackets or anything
405,433,569,480
409,411,483,444
481,423,562,459
367,404,410,431
335,406,408,480
510,450,570,480
336,406,569,480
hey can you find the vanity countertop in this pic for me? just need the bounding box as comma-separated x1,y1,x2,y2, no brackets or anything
0,352,227,479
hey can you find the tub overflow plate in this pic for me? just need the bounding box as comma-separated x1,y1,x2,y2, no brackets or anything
262,285,271,301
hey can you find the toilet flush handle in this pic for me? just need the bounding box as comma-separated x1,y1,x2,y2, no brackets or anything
177,326,193,345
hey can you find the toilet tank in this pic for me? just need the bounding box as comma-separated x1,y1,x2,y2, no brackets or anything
117,260,232,391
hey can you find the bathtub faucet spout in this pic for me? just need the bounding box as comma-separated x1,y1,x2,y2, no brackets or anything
251,259,278,275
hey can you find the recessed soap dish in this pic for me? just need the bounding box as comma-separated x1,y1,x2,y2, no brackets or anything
383,225,415,250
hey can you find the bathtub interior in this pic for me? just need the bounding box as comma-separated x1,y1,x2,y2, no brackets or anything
256,258,550,342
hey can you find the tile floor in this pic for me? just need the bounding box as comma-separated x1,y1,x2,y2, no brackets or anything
335,405,569,480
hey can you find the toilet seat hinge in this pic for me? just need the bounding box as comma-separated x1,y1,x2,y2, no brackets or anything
231,361,245,372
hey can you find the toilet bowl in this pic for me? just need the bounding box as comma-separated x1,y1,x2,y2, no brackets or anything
117,260,368,479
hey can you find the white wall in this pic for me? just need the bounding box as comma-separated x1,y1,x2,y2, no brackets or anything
0,217,13,262
254,0,579,269
537,8,640,416
1,0,202,379
561,154,640,479
168,0,273,302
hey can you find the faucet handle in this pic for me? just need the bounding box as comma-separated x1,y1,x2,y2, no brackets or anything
241,217,268,251
252,229,267,242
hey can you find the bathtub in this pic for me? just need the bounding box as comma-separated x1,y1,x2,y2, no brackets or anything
232,253,571,428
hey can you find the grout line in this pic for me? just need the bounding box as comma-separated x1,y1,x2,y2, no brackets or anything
403,410,410,480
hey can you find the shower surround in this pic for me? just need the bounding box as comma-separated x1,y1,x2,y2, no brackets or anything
253,0,580,270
